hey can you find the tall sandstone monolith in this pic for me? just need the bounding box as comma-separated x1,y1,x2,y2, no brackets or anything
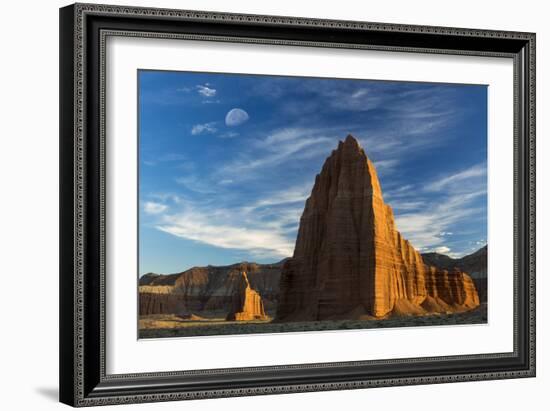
276,135,479,321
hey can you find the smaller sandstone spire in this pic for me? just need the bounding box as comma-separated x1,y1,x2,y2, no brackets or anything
226,271,268,321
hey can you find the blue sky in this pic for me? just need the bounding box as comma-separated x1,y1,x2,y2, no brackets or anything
138,70,487,275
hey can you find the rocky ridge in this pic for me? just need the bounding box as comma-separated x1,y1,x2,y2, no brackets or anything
139,262,281,318
422,245,487,302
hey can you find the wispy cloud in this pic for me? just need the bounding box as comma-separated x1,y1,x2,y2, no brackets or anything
427,245,464,259
248,184,311,209
141,152,188,167
176,83,217,99
196,84,216,97
395,190,485,250
157,153,187,162
143,180,315,260
143,201,168,215
295,80,385,113
390,160,487,257
426,163,486,192
191,122,217,135
219,127,334,177
386,199,427,211
372,159,399,175
157,212,293,258
219,131,239,139
358,117,452,161
150,199,302,260
175,175,218,194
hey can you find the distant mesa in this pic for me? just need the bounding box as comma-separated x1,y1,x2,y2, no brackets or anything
275,135,480,321
139,262,279,319
422,245,487,279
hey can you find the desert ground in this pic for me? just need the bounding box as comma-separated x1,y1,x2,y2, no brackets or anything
139,303,487,339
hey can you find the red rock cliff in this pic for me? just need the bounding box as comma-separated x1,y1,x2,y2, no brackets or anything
276,135,479,321
139,262,280,316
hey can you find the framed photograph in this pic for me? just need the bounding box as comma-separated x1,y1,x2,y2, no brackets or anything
59,3,535,407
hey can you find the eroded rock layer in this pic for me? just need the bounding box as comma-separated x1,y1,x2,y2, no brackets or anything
139,262,279,317
422,245,487,302
276,135,480,321
139,286,189,316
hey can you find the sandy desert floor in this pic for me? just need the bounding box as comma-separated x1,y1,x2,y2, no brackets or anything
139,303,487,339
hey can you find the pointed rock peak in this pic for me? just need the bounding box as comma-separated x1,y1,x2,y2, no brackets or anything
344,134,361,147
341,135,382,195
338,134,371,164
227,271,268,321
339,134,364,154
317,135,382,199
240,271,251,288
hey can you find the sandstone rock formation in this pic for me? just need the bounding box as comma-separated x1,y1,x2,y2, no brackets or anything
276,135,480,321
423,266,480,310
226,271,268,321
422,245,487,302
139,262,280,317
139,285,189,316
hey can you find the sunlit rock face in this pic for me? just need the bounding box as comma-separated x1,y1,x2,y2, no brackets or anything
423,245,487,302
226,271,268,321
276,135,480,321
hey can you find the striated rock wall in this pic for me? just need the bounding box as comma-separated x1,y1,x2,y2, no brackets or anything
276,135,480,321
424,266,480,310
423,246,487,302
139,292,189,316
139,263,277,318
